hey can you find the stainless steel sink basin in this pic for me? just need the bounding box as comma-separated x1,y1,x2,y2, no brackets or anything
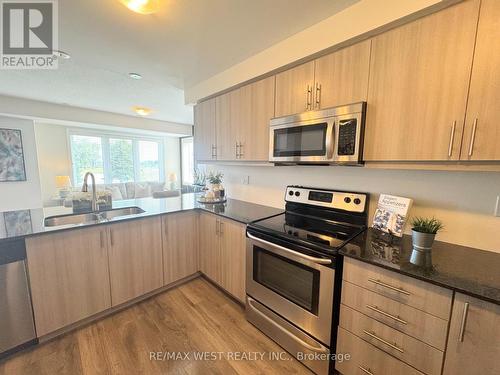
44,207,145,227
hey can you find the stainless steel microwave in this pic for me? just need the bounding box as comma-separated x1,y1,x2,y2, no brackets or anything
269,102,366,165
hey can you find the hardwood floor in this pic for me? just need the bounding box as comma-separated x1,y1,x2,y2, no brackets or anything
0,277,312,375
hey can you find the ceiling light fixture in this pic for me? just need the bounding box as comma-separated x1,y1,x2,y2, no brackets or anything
133,106,152,116
119,0,161,15
129,72,143,80
52,50,71,59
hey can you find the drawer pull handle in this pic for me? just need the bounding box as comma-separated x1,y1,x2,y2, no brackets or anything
368,278,411,296
458,302,469,342
366,304,408,325
363,330,404,353
359,366,374,375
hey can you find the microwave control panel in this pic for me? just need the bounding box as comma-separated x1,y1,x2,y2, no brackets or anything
337,119,357,156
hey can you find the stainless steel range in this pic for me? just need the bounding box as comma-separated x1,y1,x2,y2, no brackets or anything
245,186,368,374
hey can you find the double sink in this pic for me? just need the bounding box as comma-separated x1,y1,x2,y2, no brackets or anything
44,207,145,227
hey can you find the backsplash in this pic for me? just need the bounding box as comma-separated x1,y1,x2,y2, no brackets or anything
202,164,500,253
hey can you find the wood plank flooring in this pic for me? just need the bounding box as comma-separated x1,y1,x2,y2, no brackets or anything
0,277,312,375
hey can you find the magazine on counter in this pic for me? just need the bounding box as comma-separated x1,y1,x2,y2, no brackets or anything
372,194,413,237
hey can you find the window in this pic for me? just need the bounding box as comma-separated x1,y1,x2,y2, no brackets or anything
181,137,194,185
69,131,165,185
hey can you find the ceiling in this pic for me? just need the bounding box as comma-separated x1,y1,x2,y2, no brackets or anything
0,0,359,124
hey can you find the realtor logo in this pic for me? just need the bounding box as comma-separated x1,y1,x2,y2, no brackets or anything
1,0,58,69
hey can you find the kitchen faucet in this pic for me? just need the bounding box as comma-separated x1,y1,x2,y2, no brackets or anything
81,172,98,212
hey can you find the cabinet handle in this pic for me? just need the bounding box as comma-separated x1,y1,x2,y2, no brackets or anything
448,121,456,157
100,231,105,248
239,142,244,158
359,366,374,375
110,229,114,247
305,85,311,110
366,304,407,325
468,119,478,157
220,221,224,235
368,278,411,295
458,302,469,342
315,83,321,109
215,220,219,236
212,144,217,159
363,330,404,353
235,142,239,159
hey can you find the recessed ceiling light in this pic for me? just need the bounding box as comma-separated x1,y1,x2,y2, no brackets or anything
133,106,152,116
52,50,71,59
119,0,161,15
129,72,142,80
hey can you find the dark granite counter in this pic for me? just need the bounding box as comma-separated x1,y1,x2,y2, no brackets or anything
341,228,500,305
0,193,283,242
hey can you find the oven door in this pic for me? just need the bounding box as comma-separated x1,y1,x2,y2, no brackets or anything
246,231,335,345
269,118,335,163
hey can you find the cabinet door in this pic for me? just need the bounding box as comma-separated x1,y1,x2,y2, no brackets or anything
443,293,500,375
199,212,221,284
219,218,246,303
239,76,275,161
461,0,500,160
26,227,111,336
108,217,163,306
275,61,315,117
314,40,371,109
194,98,216,161
162,212,199,285
364,0,480,161
216,90,239,160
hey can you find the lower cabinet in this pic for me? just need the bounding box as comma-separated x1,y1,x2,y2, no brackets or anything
199,212,246,303
26,227,111,337
162,211,199,284
443,293,500,375
107,217,164,306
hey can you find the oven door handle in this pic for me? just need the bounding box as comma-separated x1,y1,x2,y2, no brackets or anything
247,297,329,353
247,232,332,265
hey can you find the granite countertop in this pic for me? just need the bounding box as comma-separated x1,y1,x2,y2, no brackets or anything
0,193,283,242
341,228,500,305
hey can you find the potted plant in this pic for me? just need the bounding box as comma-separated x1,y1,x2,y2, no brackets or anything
410,217,444,266
207,171,223,191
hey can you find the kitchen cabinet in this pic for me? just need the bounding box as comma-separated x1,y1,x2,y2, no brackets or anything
443,293,500,375
198,212,246,303
364,0,480,161
194,98,216,161
162,212,199,285
219,217,246,302
26,227,111,336
275,61,315,117
313,40,371,110
461,0,500,161
215,90,237,160
199,212,221,284
107,217,163,306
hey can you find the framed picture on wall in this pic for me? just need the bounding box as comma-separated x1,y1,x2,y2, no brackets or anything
0,128,27,182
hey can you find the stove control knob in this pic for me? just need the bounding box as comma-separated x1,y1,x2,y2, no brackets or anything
354,198,362,205
344,197,351,204
289,190,294,196
295,191,301,197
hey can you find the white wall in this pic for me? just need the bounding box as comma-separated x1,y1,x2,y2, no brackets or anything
202,164,500,253
35,122,183,205
0,116,42,210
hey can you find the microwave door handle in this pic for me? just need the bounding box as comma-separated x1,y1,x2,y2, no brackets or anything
326,120,335,159
247,232,332,265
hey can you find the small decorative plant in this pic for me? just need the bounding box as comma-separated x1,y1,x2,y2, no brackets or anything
207,171,223,185
411,217,444,234
193,168,206,186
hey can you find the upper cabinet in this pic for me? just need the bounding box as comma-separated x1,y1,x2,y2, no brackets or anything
314,40,371,110
364,0,480,161
461,0,500,161
275,61,315,117
275,41,371,118
194,98,216,161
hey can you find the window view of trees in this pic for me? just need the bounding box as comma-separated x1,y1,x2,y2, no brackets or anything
70,133,164,185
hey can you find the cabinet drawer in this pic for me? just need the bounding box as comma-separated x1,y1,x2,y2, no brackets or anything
343,258,452,319
340,304,444,375
336,327,424,375
341,281,448,350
